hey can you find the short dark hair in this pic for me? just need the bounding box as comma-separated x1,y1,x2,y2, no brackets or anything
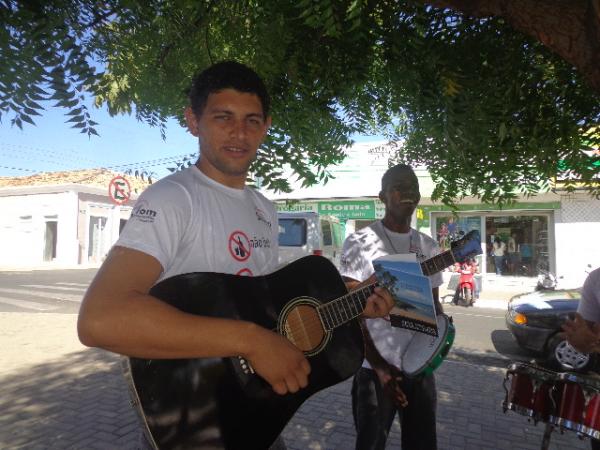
188,61,271,118
381,164,418,191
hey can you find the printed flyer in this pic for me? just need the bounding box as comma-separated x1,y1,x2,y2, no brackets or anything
373,254,438,336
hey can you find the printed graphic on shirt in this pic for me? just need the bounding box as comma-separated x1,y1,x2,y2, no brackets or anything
249,236,272,249
236,268,253,276
131,200,158,223
229,231,251,261
255,208,272,229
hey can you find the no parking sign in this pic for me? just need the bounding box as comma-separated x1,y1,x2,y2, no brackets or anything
108,176,131,205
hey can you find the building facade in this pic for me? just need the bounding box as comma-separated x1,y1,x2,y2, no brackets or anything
264,142,600,288
0,169,149,269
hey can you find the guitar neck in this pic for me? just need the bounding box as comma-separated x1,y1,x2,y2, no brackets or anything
318,282,376,331
420,249,456,276
319,249,457,330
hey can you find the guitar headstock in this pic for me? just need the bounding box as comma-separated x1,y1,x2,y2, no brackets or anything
450,230,482,263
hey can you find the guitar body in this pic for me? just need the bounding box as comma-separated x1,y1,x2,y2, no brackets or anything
127,255,363,450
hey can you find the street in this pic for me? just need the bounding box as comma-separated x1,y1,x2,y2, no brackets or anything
0,269,96,314
0,268,530,362
0,269,591,449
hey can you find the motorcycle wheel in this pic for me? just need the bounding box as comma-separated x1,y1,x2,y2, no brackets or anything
463,286,472,304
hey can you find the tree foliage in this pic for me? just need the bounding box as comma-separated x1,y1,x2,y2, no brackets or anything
1,0,599,204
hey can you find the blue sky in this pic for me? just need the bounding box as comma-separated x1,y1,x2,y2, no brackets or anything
0,104,382,181
0,104,197,180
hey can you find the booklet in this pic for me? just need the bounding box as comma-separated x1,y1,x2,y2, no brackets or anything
373,254,438,336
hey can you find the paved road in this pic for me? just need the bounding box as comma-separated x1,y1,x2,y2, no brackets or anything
0,270,593,449
0,269,95,313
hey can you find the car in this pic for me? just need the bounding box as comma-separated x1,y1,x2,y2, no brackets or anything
277,211,344,267
505,288,595,372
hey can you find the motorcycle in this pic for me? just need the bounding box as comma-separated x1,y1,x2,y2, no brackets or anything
454,261,476,306
536,268,557,290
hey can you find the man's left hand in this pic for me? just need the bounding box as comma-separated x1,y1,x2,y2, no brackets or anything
361,274,394,318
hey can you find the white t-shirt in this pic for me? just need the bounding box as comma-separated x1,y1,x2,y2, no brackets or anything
493,241,506,256
578,267,600,322
116,166,279,281
339,220,443,369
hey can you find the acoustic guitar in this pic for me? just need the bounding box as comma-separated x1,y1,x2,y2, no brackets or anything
126,230,482,449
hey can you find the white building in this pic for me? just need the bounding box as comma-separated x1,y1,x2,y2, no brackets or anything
0,169,150,269
262,141,600,288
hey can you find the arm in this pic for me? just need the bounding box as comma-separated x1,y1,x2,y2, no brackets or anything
78,246,310,395
432,286,443,314
362,320,407,407
562,269,600,353
344,277,407,408
562,313,600,353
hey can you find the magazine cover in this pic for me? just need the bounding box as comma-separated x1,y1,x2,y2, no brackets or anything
373,254,438,336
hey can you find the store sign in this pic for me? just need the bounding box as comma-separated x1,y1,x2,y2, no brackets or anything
276,202,317,213
318,200,376,219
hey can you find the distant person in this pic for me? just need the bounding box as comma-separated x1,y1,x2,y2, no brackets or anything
492,238,506,276
520,242,533,275
339,164,443,450
437,222,449,250
447,217,457,240
507,233,519,274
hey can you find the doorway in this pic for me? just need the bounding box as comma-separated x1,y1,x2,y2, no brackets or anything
88,216,108,263
43,221,58,261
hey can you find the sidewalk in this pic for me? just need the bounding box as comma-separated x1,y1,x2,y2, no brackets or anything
1,311,591,450
440,273,538,310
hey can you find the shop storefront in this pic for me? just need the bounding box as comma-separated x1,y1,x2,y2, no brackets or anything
421,202,559,277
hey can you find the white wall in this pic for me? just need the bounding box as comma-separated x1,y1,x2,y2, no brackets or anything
0,190,132,268
0,192,78,266
555,194,600,287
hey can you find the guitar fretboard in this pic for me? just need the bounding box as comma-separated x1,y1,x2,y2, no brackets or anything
318,283,376,330
317,248,457,331
420,250,456,276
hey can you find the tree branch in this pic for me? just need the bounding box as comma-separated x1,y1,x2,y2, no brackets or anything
425,0,600,93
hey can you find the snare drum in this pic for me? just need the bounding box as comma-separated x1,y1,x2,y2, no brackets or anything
548,372,585,432
582,389,600,439
550,371,600,438
503,362,559,422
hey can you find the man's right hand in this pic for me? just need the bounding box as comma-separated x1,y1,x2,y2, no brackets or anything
373,363,408,408
244,326,311,395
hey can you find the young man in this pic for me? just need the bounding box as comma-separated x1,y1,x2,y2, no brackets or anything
77,61,394,449
340,164,443,450
563,266,600,450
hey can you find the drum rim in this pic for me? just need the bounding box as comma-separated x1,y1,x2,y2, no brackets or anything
402,314,452,377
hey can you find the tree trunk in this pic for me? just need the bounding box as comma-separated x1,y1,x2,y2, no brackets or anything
426,0,600,93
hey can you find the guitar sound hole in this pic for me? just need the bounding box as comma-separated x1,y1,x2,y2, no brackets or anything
283,304,325,353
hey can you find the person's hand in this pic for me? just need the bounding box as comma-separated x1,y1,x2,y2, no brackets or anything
374,363,408,408
562,313,600,353
361,274,395,318
244,327,311,395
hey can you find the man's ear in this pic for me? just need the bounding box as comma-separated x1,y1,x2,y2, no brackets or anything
262,115,272,138
184,106,199,137
378,190,385,203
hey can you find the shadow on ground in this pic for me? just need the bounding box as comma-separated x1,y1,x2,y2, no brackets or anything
0,348,141,450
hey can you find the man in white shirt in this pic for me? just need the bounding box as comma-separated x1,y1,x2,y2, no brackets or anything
340,164,443,450
77,61,394,449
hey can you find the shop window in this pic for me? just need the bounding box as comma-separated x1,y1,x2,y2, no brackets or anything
485,215,549,276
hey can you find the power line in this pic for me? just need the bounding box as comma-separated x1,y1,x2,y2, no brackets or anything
0,165,38,173
0,140,193,173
